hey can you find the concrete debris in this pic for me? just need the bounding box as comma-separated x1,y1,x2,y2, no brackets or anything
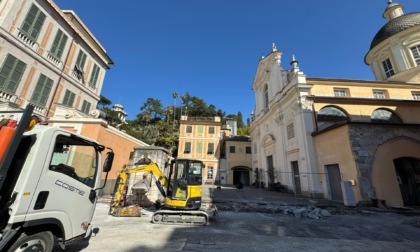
217,202,334,220
284,206,331,220
320,209,332,217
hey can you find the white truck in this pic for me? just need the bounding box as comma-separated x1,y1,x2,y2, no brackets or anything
0,105,114,252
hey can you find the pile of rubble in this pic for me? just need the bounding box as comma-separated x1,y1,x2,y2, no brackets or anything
216,202,351,220
281,206,332,219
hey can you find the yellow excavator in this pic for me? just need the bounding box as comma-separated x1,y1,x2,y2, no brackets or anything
109,158,217,225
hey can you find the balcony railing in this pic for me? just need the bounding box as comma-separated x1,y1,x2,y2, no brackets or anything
46,52,63,68
71,69,84,82
17,29,39,51
24,100,47,117
0,89,17,103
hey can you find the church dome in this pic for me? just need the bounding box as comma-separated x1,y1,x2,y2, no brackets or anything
370,12,420,50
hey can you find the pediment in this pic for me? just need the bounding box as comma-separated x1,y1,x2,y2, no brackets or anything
262,134,276,147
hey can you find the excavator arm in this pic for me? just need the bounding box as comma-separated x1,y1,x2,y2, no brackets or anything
109,158,168,215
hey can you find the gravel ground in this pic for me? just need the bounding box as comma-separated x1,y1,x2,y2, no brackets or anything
61,201,420,252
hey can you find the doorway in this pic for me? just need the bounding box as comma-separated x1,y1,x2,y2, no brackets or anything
291,161,302,195
233,168,250,186
394,157,420,206
326,164,343,201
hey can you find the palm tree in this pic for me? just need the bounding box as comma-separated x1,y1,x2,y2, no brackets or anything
172,92,178,127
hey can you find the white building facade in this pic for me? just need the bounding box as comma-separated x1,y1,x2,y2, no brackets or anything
250,45,323,197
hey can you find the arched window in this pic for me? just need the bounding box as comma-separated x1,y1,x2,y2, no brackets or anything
264,84,269,109
317,106,349,122
371,108,402,123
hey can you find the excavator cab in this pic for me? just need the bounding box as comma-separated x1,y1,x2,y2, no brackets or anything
165,159,204,210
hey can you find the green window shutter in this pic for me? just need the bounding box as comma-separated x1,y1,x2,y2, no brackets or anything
196,142,203,154
21,5,37,35
75,50,87,69
62,90,75,107
81,100,91,114
0,54,26,93
63,90,70,105
69,92,75,107
39,78,52,105
31,76,44,102
85,102,90,114
21,4,46,41
89,64,100,88
81,100,87,112
197,125,203,134
50,29,68,59
31,74,52,106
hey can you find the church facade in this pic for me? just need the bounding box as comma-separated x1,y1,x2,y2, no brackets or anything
250,1,420,207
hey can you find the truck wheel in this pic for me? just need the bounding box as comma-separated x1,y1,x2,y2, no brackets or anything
7,231,54,252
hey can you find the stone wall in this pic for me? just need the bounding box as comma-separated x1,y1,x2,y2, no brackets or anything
348,123,420,204
126,146,171,207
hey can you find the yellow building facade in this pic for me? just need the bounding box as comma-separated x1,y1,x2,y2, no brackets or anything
177,116,222,184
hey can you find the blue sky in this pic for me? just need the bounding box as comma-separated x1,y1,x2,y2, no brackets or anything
54,0,420,120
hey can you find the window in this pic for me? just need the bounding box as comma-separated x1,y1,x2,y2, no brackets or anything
49,135,98,188
21,4,46,41
207,143,214,154
229,146,235,153
50,29,68,60
334,89,346,97
264,84,269,109
0,54,26,93
382,58,395,78
412,92,420,100
184,142,191,153
74,50,87,81
373,90,385,98
287,123,295,140
317,106,349,122
186,125,192,133
410,45,420,66
371,108,402,124
207,166,213,179
209,126,215,134
246,146,251,154
196,142,203,154
88,64,100,88
62,90,76,107
30,74,52,106
81,100,91,114
197,125,203,134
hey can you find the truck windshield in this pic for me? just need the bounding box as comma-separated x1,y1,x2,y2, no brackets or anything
49,135,97,188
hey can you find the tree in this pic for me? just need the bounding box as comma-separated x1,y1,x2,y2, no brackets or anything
172,92,178,127
139,98,164,123
179,93,219,117
237,111,244,128
101,107,122,126
97,95,112,109
237,126,250,136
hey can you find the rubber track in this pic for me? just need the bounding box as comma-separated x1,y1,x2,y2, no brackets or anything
151,210,209,226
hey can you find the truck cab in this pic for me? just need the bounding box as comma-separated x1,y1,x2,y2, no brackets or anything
0,105,113,251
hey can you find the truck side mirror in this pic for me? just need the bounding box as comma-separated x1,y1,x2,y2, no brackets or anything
103,151,114,172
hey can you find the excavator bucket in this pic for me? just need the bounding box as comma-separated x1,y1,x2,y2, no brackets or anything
114,205,142,217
